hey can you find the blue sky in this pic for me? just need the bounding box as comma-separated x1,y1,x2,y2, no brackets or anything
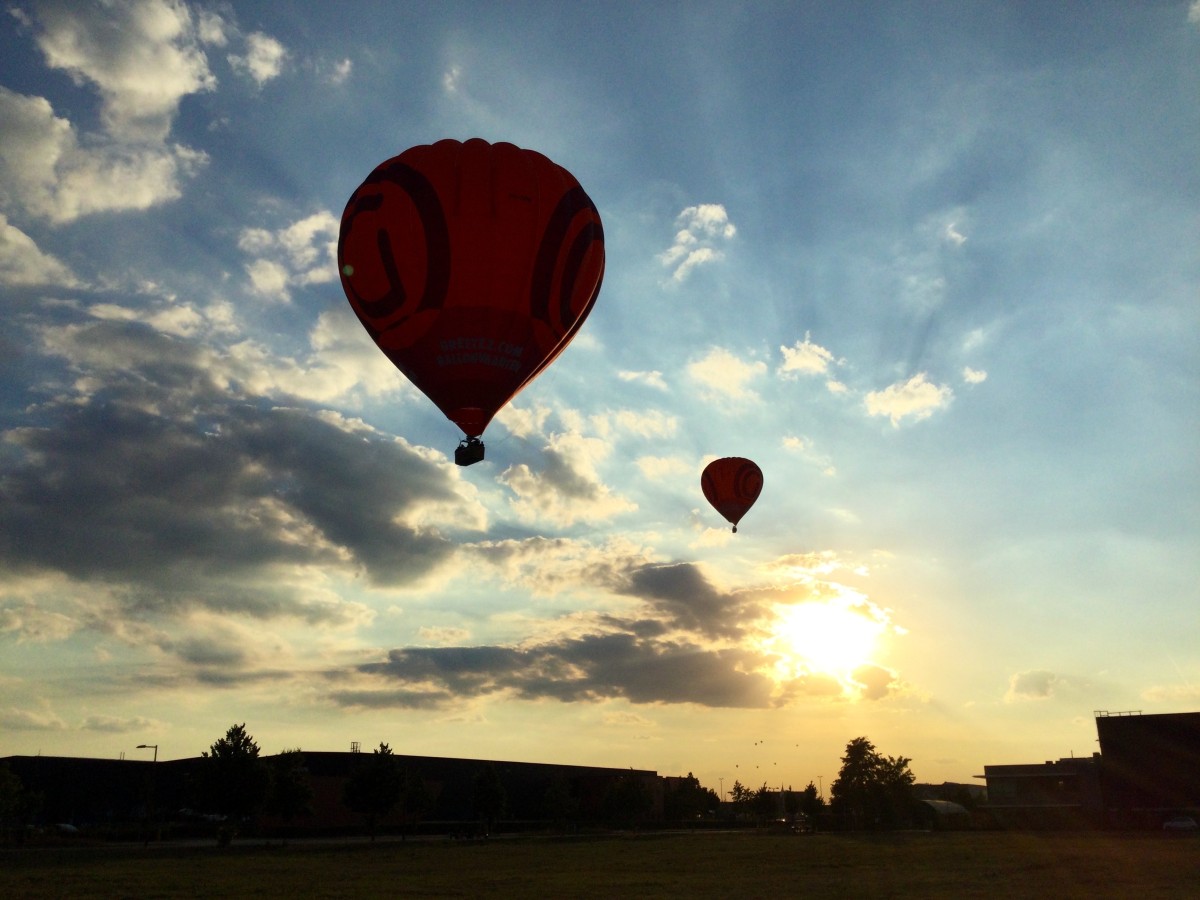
1,0,1197,793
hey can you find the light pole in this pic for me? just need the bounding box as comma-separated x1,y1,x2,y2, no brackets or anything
137,744,159,843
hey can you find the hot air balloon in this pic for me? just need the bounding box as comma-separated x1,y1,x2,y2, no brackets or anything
701,457,763,533
338,138,605,465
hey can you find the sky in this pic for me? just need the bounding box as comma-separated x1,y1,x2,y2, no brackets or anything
1,0,1197,794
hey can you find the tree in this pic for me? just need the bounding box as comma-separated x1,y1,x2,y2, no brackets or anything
342,743,402,841
663,773,720,822
751,783,777,824
829,736,916,830
200,723,270,838
799,781,824,823
729,779,754,819
541,775,579,832
265,749,314,839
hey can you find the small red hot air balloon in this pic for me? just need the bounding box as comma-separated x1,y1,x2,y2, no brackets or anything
701,457,763,533
338,138,605,465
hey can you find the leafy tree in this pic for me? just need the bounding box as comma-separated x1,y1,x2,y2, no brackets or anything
729,779,753,819
342,742,402,841
829,736,916,830
265,749,314,838
799,781,824,822
0,764,37,844
472,765,506,835
201,723,270,835
663,773,720,822
751,783,777,823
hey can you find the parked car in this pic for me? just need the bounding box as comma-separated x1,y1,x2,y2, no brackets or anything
1161,816,1198,834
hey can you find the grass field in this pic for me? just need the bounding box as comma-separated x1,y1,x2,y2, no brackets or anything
3,830,1199,898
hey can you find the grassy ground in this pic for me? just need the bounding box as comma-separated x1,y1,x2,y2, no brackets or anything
3,830,1199,898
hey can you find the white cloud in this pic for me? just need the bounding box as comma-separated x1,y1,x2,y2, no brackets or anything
1190,1,1200,25
686,347,766,404
658,204,736,282
33,0,216,142
327,58,353,85
239,211,339,301
864,373,952,426
779,332,837,378
0,84,207,224
635,455,691,479
618,370,668,391
963,367,988,385
229,32,288,86
0,213,79,286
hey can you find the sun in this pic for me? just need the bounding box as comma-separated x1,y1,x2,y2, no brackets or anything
767,599,885,680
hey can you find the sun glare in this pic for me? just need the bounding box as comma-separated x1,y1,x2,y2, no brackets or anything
768,600,885,680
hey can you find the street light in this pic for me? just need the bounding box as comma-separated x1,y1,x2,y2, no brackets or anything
136,744,159,843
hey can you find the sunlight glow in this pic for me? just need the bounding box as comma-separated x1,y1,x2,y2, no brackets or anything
767,600,887,683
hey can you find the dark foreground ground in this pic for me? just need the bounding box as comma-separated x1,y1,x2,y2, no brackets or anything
3,830,1199,898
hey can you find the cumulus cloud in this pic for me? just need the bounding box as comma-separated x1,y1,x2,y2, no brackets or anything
1190,1,1200,25
0,309,487,627
0,706,66,731
617,370,668,391
32,0,216,142
963,366,988,384
658,204,736,282
0,86,207,223
229,31,288,85
686,347,766,404
238,211,339,302
1005,670,1063,702
864,373,952,426
499,430,637,527
779,333,837,378
0,213,79,286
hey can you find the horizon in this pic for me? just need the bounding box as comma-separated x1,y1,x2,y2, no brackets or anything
1,1,1197,792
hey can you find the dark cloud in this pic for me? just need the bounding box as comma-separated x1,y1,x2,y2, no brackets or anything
615,562,750,639
0,318,463,619
352,628,778,709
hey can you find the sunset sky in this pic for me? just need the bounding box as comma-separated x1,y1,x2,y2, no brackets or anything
1,0,1197,795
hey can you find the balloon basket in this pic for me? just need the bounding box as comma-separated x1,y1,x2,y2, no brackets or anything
455,437,485,467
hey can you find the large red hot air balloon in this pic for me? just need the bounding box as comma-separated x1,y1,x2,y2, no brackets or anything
701,457,763,533
338,138,605,465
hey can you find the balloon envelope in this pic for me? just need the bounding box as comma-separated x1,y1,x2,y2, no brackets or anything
701,457,763,532
338,138,605,456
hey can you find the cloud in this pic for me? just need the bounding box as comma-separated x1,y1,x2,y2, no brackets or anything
686,347,766,404
229,32,288,85
350,631,779,709
80,714,157,733
1191,1,1200,25
779,333,838,378
864,373,953,426
31,0,216,142
238,211,339,302
499,434,636,527
963,366,987,384
1004,670,1063,702
0,213,79,286
617,370,668,391
658,204,736,282
0,86,208,223
0,312,485,619
0,706,66,731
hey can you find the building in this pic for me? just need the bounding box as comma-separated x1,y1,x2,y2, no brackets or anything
978,710,1200,829
0,750,663,836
